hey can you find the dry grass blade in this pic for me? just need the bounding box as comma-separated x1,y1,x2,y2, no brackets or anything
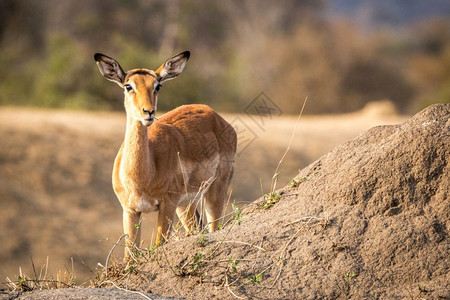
270,96,308,193
4,260,75,292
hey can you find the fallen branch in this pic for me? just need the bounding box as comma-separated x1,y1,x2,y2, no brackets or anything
105,234,128,276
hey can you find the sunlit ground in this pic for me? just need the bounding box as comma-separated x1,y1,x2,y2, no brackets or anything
0,102,408,285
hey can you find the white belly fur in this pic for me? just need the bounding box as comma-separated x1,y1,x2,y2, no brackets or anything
134,196,159,213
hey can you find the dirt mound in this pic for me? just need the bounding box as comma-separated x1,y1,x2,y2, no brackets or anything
85,104,447,299
3,104,447,299
0,107,405,285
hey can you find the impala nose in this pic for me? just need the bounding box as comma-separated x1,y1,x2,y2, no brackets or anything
142,108,155,126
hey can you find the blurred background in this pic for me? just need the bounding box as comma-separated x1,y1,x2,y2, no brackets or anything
0,0,449,287
1,0,449,113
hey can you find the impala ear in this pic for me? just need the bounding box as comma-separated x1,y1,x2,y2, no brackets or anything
94,53,126,87
155,51,190,83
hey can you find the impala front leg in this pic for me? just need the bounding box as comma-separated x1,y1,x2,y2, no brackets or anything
123,209,142,259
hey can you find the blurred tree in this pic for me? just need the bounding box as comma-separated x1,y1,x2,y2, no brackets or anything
0,0,448,113
407,19,450,110
0,0,45,50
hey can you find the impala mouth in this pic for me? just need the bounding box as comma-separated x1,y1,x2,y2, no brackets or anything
141,117,154,126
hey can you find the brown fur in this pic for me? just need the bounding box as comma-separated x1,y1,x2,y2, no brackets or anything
94,52,236,257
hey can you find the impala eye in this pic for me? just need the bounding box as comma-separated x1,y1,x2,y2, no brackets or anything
155,84,162,92
125,84,133,92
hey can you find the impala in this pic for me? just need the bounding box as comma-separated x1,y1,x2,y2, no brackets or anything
94,51,237,257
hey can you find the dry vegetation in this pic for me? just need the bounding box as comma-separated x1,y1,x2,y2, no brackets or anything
1,2,448,298
0,102,407,289
2,104,446,300
1,1,449,114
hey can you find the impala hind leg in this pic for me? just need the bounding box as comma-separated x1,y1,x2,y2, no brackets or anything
204,174,230,232
123,210,142,259
176,200,200,235
156,201,177,245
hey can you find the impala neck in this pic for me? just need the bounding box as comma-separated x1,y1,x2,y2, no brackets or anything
122,116,154,182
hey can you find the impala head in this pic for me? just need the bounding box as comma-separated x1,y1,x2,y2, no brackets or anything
94,51,190,126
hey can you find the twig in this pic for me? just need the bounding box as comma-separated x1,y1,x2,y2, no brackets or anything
259,177,264,198
193,176,217,228
105,234,128,276
205,203,246,228
158,244,181,276
285,215,328,227
224,187,233,223
5,277,17,290
271,216,318,287
131,244,151,263
205,220,237,261
215,201,252,230
179,212,241,272
219,240,266,252
225,275,246,299
251,239,265,273
177,152,189,196
270,231,301,287
63,257,75,285
101,280,153,300
77,253,96,276
30,256,38,280
206,258,254,264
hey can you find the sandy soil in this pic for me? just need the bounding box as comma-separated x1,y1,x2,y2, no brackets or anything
93,104,448,299
0,101,407,286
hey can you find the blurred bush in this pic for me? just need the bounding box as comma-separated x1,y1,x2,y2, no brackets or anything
0,0,448,114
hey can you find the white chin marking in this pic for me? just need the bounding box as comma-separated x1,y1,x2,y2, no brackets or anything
142,119,153,126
